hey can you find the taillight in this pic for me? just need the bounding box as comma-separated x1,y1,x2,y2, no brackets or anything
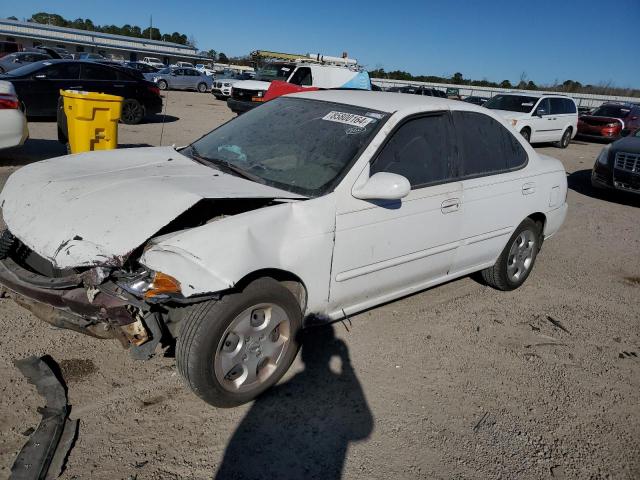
147,85,160,96
0,93,19,110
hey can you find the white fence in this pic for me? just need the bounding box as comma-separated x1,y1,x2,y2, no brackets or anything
372,78,639,108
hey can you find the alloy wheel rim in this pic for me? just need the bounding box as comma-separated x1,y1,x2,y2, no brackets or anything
507,229,536,282
122,103,141,123
214,303,292,393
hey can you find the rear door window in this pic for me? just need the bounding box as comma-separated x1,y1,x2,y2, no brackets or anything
81,63,118,80
371,113,458,188
549,98,565,115
42,63,80,79
452,111,528,177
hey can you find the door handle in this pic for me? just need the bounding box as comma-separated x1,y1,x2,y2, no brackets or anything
114,84,125,87
441,198,460,213
522,182,536,195
68,86,83,89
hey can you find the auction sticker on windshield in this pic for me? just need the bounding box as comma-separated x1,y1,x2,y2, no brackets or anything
323,111,375,128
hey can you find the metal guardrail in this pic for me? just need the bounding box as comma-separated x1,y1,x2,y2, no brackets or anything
372,78,639,108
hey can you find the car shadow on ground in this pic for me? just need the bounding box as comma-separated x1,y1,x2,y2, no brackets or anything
214,324,373,480
0,138,67,166
144,114,180,124
568,169,640,208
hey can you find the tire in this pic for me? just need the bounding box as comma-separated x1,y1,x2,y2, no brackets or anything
176,277,302,407
481,218,542,291
120,99,145,125
554,128,572,149
197,82,207,93
157,80,168,90
520,128,531,143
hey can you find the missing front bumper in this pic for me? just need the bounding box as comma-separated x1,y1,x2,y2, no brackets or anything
0,257,148,347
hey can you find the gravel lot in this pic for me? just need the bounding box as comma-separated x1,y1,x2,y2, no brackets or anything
0,91,638,480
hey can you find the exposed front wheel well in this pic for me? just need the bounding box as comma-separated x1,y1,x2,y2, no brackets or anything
234,269,308,313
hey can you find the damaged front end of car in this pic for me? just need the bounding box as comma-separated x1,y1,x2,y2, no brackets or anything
0,229,215,358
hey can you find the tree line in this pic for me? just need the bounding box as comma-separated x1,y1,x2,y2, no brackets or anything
369,68,640,98
8,12,191,46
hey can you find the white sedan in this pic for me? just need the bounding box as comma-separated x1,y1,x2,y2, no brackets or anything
0,80,28,150
0,91,567,407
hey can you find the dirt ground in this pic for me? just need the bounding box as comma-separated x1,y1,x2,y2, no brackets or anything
0,91,638,480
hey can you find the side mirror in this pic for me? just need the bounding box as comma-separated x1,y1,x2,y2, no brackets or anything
13,58,21,63
535,108,546,117
353,172,411,201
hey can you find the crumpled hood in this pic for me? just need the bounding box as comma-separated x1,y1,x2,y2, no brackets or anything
0,146,302,268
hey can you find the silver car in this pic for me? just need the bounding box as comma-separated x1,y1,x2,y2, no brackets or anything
153,67,213,93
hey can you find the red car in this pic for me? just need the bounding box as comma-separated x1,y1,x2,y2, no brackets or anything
578,103,640,140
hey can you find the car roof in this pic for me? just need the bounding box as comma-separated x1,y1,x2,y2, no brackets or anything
291,90,477,114
493,92,574,100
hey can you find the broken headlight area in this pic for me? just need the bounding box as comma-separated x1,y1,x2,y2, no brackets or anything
114,268,183,302
0,232,179,354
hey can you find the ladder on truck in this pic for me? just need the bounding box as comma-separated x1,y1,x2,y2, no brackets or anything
250,50,358,67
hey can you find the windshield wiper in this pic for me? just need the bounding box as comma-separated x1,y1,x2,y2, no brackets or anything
186,146,265,184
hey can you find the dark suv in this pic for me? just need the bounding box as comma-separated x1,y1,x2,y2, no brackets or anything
578,103,640,140
592,129,640,194
0,59,162,124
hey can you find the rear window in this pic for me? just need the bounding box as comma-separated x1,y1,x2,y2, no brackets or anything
591,105,631,118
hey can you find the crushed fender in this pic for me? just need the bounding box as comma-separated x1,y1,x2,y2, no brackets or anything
10,356,78,480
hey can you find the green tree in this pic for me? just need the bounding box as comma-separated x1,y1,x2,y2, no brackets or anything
451,72,464,84
499,80,512,88
218,52,229,63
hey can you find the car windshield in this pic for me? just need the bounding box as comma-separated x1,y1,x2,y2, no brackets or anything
484,95,540,113
255,64,293,82
157,67,170,74
189,97,387,196
591,105,631,118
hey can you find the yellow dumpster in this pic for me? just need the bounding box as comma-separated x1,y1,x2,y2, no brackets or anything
61,90,123,154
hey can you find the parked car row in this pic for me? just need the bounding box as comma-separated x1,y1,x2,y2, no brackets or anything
0,59,163,124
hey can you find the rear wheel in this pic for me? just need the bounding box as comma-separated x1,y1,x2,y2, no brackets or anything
157,80,168,90
120,99,145,125
176,277,302,407
197,82,207,93
520,128,531,143
481,218,541,291
555,128,572,148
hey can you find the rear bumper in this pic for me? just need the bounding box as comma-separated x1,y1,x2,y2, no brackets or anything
145,96,163,115
0,257,141,344
543,202,568,240
0,109,28,150
226,98,258,114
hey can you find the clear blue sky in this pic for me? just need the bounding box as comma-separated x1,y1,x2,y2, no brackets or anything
3,0,640,88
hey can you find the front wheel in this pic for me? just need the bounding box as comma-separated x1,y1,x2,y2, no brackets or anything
520,128,531,143
176,277,302,407
157,80,168,90
197,82,207,93
120,99,145,125
481,218,541,291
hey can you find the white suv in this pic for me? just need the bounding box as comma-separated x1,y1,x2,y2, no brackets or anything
141,57,165,69
485,93,578,148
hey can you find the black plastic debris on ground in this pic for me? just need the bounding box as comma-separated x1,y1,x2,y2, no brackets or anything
10,355,79,480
